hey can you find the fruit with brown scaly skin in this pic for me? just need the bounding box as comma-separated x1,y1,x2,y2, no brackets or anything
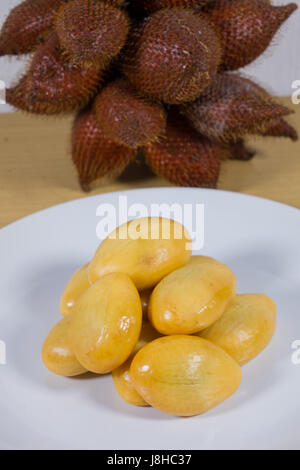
122,8,222,104
227,140,256,161
132,0,214,15
0,0,63,56
260,118,298,141
205,0,298,71
145,113,223,187
94,78,167,148
7,33,103,115
180,73,294,143
1,0,298,190
55,0,130,67
72,108,137,191
28,33,102,113
6,75,30,112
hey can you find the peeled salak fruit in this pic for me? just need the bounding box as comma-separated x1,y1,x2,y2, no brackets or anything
205,0,297,71
69,273,142,374
88,217,192,290
180,73,293,142
72,109,137,191
145,113,222,187
112,322,161,407
199,294,277,365
60,264,90,316
140,289,153,318
0,0,62,56
42,316,87,377
122,8,221,104
7,33,103,115
55,0,129,66
148,256,236,335
130,335,242,416
94,78,167,148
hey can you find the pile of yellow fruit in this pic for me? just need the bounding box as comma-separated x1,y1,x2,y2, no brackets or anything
42,217,276,417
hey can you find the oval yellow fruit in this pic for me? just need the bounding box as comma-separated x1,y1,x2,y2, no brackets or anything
113,357,147,407
140,289,152,318
112,322,161,406
130,335,242,416
69,272,143,374
88,217,191,290
60,263,90,316
148,256,237,335
200,294,277,365
42,316,86,377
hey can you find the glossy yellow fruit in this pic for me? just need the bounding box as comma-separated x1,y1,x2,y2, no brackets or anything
130,335,242,416
200,294,277,365
60,263,90,316
42,316,86,377
112,322,161,406
88,217,191,290
148,256,236,335
140,289,152,318
69,272,142,374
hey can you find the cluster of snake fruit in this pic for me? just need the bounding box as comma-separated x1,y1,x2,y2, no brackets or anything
0,0,298,190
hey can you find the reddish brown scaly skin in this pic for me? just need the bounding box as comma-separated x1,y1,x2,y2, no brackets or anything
55,0,130,67
97,0,127,6
180,73,295,143
1,0,298,190
260,118,298,141
226,140,256,161
122,8,221,104
72,108,137,191
145,113,222,187
224,120,298,161
205,0,298,71
6,75,31,112
0,0,63,56
101,0,127,5
7,33,103,115
94,78,167,148
132,0,214,15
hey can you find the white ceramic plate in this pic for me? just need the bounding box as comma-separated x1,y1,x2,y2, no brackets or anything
1,188,300,450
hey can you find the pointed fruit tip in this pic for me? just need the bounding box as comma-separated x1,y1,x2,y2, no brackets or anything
290,130,299,141
79,180,91,192
278,2,298,20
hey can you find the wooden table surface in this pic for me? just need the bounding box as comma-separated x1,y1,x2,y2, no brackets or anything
1,97,300,228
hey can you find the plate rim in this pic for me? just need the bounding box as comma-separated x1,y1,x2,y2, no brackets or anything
1,186,300,449
1,186,299,233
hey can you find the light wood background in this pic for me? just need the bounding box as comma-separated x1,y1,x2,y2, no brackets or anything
0,97,299,228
